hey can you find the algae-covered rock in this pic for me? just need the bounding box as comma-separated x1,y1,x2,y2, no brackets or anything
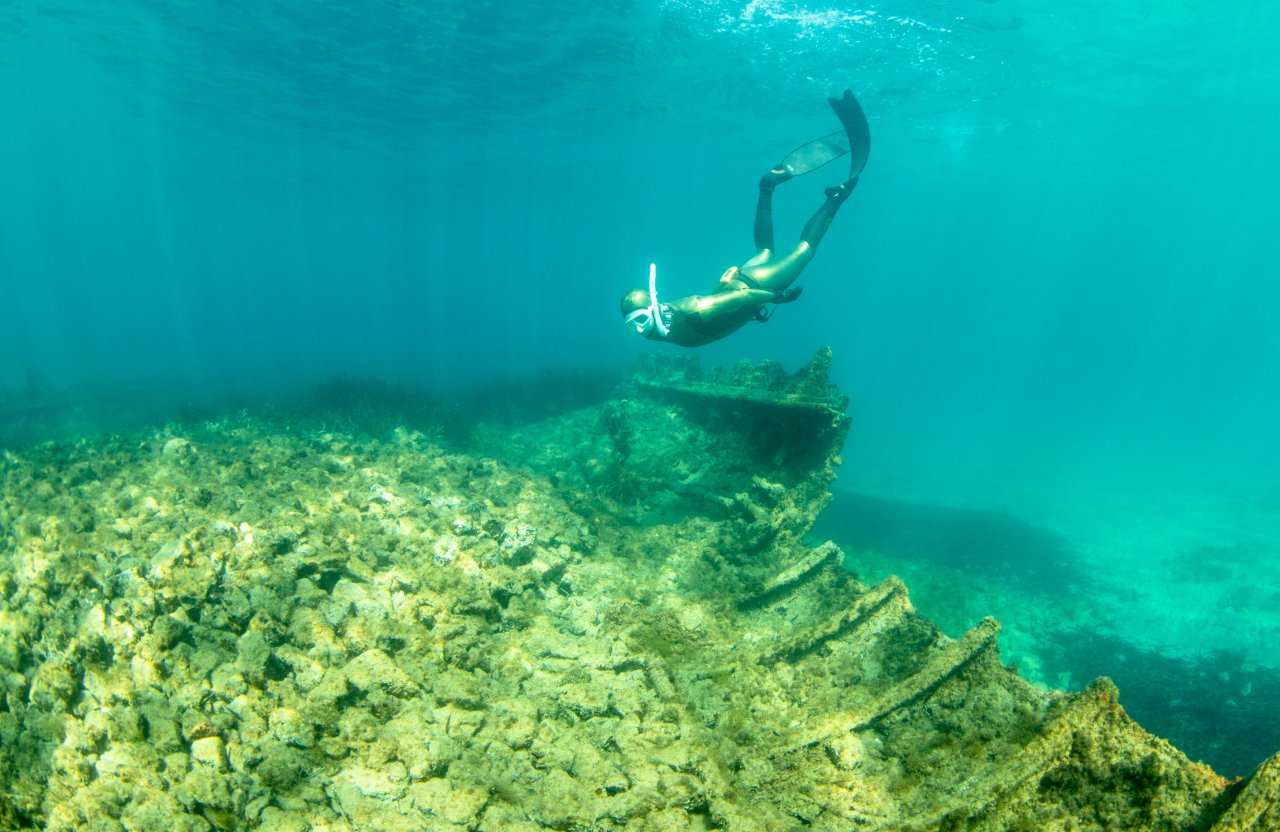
190,736,228,771
0,350,1275,830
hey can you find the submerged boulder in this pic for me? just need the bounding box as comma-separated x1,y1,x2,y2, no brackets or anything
0,347,1274,830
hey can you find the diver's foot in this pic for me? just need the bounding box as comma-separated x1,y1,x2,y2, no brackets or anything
824,176,858,200
760,167,794,191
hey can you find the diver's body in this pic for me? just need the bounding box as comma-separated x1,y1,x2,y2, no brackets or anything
622,89,870,347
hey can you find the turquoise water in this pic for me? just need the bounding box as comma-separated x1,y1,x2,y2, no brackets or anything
3,0,1279,775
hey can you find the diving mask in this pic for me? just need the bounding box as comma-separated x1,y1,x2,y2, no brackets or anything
636,263,669,337
625,307,653,333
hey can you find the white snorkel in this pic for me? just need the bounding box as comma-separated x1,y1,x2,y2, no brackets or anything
647,262,669,338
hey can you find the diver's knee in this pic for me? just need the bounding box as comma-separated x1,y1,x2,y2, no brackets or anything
785,245,816,270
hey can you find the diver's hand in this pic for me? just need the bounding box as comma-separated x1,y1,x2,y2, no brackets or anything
774,286,804,304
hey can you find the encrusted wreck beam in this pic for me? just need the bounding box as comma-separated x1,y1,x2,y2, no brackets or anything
894,679,1146,827
776,617,1003,755
737,540,843,610
1209,752,1280,831
632,376,847,415
757,575,910,666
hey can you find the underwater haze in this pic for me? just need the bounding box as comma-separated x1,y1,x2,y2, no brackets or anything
4,0,1280,775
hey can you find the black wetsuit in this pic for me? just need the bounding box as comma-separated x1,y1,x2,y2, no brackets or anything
644,178,854,348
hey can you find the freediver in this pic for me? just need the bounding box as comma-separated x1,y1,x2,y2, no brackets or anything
621,89,870,347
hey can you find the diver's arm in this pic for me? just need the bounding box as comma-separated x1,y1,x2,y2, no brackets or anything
690,287,777,320
661,287,787,346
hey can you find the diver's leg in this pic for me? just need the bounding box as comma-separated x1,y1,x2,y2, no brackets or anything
742,248,773,271
743,177,857,291
753,171,782,251
801,177,857,248
741,243,813,292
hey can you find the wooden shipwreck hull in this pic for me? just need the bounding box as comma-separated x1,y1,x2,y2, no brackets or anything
2,347,1277,830
485,346,1280,831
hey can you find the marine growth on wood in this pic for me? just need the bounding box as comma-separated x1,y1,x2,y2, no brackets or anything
1,347,1276,831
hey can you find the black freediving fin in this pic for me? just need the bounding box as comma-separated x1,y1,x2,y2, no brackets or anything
771,89,871,180
774,129,851,177
826,88,871,180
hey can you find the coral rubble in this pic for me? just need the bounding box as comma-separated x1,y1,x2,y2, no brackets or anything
0,347,1276,830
